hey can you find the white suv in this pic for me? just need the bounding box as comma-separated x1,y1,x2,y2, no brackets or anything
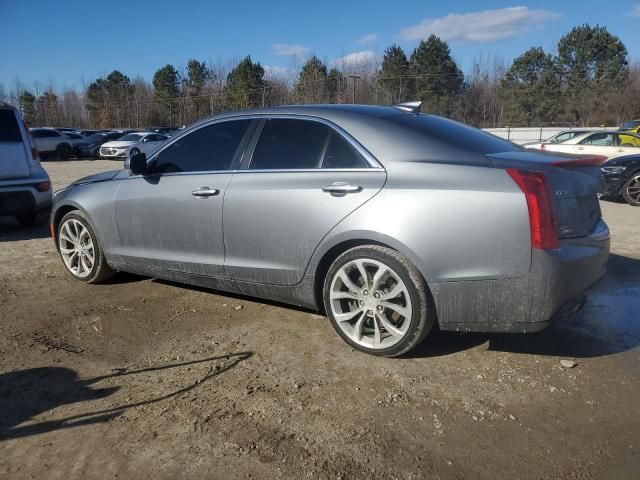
0,104,52,226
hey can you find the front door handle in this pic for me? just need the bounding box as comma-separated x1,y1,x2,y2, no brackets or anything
322,183,363,195
191,187,220,198
618,148,625,152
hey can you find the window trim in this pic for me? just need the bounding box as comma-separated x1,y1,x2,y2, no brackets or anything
142,113,383,177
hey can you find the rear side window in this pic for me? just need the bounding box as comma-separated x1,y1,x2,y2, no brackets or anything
0,109,22,142
250,119,329,170
153,120,251,173
580,133,613,146
322,131,369,169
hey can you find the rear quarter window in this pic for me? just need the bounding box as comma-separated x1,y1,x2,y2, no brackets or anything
0,109,23,142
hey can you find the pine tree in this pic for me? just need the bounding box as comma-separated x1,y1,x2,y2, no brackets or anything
153,64,180,124
379,44,412,103
409,35,463,115
501,47,562,124
19,91,37,124
224,56,265,109
294,56,328,103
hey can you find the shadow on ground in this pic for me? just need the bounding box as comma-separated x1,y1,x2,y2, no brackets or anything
0,217,50,242
0,352,252,441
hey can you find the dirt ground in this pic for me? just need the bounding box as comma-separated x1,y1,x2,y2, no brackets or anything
1,160,638,480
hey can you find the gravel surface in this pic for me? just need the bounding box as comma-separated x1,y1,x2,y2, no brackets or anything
1,160,638,479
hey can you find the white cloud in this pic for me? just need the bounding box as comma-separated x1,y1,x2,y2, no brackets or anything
271,43,311,56
632,3,640,17
358,33,379,45
263,65,289,78
333,50,377,68
398,6,560,43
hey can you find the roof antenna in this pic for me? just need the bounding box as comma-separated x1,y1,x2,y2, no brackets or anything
393,101,422,114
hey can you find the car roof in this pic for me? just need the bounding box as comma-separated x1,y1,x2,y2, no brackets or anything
177,104,520,166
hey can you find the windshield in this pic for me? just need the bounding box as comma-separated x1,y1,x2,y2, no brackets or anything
119,133,144,141
620,121,640,130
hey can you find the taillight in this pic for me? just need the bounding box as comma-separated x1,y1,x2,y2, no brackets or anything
507,168,559,250
23,120,39,161
35,181,50,192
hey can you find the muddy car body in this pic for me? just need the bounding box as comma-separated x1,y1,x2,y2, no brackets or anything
51,104,610,356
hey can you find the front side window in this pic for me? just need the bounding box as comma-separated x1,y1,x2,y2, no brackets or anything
153,120,251,173
580,133,613,146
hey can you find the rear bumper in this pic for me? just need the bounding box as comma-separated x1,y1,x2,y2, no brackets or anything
0,172,53,216
431,219,610,333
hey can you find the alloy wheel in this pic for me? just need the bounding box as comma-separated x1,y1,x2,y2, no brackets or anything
329,258,412,349
58,218,95,278
625,175,640,203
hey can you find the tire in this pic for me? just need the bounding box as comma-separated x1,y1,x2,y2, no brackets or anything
323,245,434,357
56,143,72,160
622,173,640,206
57,210,115,283
15,210,49,228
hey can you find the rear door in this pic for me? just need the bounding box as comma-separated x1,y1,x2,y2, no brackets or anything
0,108,30,180
223,117,386,285
574,132,616,158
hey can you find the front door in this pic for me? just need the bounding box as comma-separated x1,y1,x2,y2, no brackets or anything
113,119,254,276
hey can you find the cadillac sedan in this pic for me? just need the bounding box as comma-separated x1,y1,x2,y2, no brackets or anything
50,103,610,357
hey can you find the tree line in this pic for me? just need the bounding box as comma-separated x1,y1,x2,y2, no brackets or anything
2,24,639,130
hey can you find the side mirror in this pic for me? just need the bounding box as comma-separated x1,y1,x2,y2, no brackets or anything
128,152,148,175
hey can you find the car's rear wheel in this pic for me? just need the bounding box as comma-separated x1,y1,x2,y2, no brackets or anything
56,143,72,160
323,245,434,357
57,211,115,283
622,173,640,206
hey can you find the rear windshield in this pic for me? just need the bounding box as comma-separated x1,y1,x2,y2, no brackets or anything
0,109,23,142
391,114,521,155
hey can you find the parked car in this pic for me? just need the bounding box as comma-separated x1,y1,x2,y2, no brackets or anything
51,103,609,357
600,154,640,206
540,131,640,160
30,128,78,159
77,131,125,159
0,103,52,226
99,132,168,160
149,126,179,136
523,129,596,149
619,119,640,133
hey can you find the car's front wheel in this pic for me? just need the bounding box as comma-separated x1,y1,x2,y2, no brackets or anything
323,245,434,357
57,211,115,283
622,173,640,206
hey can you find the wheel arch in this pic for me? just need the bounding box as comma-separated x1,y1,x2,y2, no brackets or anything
310,231,434,314
51,202,90,245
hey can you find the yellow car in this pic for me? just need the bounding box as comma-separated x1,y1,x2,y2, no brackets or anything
620,119,640,133
619,132,640,146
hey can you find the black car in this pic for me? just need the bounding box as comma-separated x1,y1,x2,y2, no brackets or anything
76,131,125,159
600,154,640,206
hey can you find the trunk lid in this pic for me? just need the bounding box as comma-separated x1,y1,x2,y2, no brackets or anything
489,151,603,239
0,108,30,180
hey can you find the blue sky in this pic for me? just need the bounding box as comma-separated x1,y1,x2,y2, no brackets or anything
1,0,639,90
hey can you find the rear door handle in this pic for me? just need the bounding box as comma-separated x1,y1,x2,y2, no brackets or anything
191,187,220,198
322,183,363,194
618,148,625,152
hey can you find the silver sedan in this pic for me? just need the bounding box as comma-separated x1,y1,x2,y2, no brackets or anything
50,103,609,357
